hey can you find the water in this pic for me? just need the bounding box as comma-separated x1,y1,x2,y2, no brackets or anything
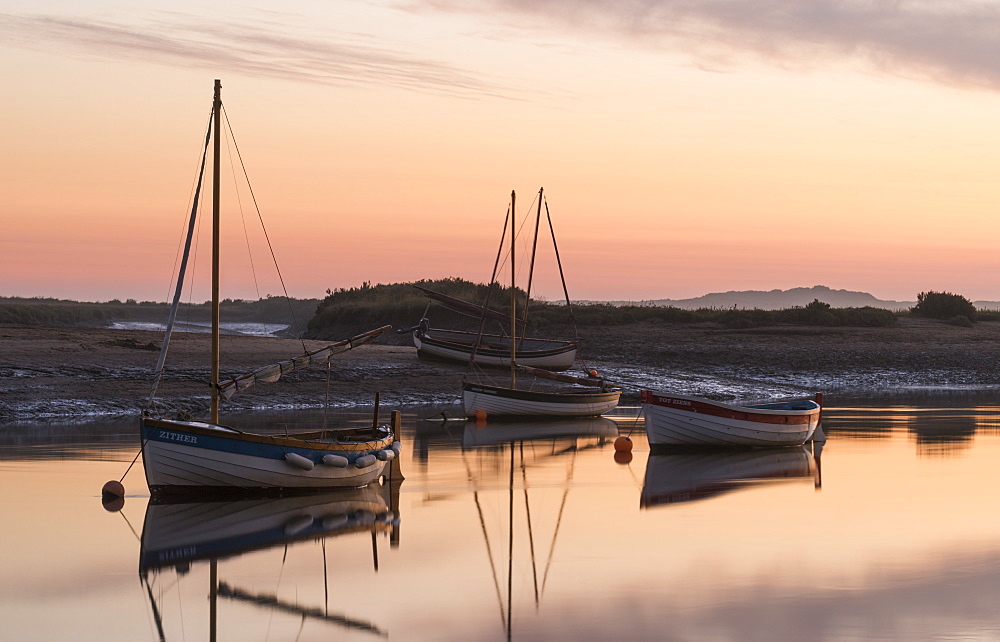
110,321,290,337
2,395,1000,640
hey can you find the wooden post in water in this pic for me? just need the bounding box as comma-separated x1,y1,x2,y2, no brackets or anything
209,558,218,641
210,79,222,424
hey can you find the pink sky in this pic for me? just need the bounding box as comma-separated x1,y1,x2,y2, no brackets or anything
3,2,1000,303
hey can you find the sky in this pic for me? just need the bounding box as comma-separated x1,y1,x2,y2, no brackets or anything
3,0,1000,303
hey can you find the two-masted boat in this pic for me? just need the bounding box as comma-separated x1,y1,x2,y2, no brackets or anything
411,288,578,370
461,189,620,418
140,80,399,495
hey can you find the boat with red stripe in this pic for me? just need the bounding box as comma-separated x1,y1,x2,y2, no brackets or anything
640,390,823,448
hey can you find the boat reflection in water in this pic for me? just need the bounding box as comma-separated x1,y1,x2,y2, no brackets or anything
461,415,620,448
460,416,618,641
139,471,402,640
641,443,823,508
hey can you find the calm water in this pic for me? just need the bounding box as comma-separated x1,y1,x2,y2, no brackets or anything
2,394,1000,640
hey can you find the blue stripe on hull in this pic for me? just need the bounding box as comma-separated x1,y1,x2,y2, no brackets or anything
139,419,392,494
141,421,375,464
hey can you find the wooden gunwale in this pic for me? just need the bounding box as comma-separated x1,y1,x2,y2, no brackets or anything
143,418,394,452
642,393,819,426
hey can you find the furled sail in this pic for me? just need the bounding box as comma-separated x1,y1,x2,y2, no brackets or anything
414,285,508,324
217,326,390,400
516,365,609,389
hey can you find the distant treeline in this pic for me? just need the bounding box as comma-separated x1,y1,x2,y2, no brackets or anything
8,285,993,339
304,279,902,341
0,296,320,334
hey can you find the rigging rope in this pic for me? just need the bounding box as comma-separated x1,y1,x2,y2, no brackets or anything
147,112,213,408
223,111,267,336
466,202,511,380
544,197,590,374
520,188,544,344
222,106,307,353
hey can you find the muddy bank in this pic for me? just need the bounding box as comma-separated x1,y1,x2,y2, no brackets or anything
1,318,998,422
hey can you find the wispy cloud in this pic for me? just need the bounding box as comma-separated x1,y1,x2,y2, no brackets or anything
421,0,1000,89
0,12,507,97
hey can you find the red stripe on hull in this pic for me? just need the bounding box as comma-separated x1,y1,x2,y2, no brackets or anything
643,394,818,426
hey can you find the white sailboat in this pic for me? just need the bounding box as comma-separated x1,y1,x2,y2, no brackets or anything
140,80,399,496
462,189,620,418
411,287,578,370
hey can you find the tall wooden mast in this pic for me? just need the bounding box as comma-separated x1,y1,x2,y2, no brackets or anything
509,189,516,388
211,79,222,423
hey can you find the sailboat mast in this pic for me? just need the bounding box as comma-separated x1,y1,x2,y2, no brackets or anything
509,190,516,388
211,79,222,423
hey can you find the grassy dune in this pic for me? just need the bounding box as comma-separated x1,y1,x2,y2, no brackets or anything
304,279,900,341
18,282,996,344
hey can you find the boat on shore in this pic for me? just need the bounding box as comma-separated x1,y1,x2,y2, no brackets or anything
413,320,577,371
140,80,399,496
641,391,822,448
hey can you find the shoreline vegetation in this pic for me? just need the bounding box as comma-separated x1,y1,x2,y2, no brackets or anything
2,282,997,423
4,281,993,340
4,281,994,336
0,295,320,337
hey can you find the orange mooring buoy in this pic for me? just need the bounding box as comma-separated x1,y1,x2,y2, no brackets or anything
102,480,124,498
475,409,487,421
101,480,125,512
614,435,633,452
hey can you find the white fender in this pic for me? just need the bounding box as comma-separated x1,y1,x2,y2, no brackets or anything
285,452,314,470
322,454,349,468
375,449,395,461
321,514,349,530
391,441,402,456
355,454,377,468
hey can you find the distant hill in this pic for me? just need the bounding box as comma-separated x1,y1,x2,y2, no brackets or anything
603,285,1000,311
603,286,906,310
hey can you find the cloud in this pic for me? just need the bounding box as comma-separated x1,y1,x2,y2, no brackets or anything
421,0,1000,89
0,12,506,98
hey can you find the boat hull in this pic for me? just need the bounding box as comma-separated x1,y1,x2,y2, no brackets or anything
641,392,820,448
463,383,620,418
140,418,394,495
414,328,577,370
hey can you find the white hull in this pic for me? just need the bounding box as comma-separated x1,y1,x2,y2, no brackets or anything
414,329,577,370
463,383,620,418
141,418,394,494
143,439,386,489
642,392,820,448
